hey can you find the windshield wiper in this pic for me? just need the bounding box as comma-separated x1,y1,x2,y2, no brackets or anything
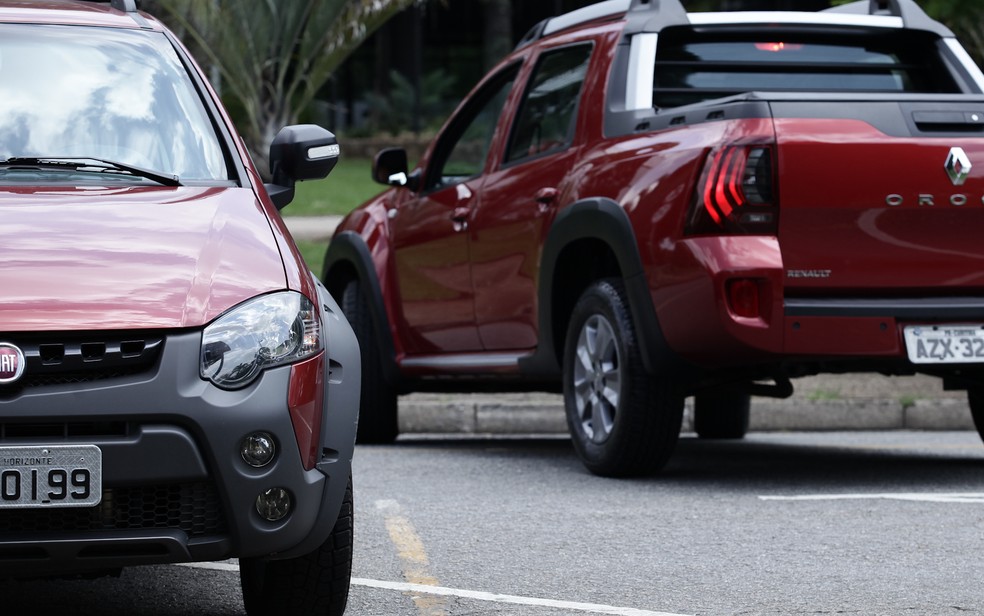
0,157,181,187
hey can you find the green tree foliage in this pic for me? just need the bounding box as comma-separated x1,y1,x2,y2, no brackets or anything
364,70,457,136
153,0,416,176
920,0,984,66
827,0,984,66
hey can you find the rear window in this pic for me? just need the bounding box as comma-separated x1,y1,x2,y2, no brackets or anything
653,28,961,108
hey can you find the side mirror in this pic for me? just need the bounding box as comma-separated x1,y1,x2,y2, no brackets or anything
373,148,418,190
265,124,340,210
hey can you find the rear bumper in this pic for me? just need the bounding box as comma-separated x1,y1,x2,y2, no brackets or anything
656,236,984,369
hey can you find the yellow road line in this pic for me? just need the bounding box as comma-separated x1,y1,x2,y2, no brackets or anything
376,499,447,616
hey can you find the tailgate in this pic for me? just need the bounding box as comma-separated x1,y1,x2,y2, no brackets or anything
774,99,984,296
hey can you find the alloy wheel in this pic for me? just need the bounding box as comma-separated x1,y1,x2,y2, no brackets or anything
572,314,622,443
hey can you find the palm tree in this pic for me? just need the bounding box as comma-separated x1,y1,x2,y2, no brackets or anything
151,0,416,177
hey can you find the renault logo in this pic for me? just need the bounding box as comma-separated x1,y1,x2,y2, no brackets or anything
945,147,972,186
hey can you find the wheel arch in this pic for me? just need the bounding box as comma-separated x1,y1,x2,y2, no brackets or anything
321,231,400,387
520,197,679,378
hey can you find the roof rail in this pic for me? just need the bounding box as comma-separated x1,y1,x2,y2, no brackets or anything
824,0,952,36
516,0,690,50
517,0,634,50
79,0,138,12
624,0,689,35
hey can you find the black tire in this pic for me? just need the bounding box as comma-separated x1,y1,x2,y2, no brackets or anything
562,279,684,477
341,279,399,444
240,477,353,616
694,390,750,439
968,388,984,442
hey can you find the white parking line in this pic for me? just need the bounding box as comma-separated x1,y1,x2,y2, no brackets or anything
351,577,692,616
176,563,690,616
760,492,984,504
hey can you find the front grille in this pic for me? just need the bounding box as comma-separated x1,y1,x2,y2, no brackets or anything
0,332,164,394
0,483,226,538
0,422,130,439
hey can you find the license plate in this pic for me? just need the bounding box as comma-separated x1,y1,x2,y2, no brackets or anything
903,324,984,364
0,445,102,508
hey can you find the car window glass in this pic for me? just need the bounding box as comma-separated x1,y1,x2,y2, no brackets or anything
0,24,229,182
653,27,961,108
505,44,592,164
427,66,518,191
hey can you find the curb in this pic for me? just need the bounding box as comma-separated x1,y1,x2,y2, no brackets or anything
398,392,976,435
283,215,342,242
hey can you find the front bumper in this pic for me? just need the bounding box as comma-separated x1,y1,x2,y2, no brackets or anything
0,285,360,577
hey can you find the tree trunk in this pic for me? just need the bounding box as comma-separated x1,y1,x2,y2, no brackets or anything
481,0,512,72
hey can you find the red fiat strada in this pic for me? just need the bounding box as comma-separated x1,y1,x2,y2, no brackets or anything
0,2,359,615
325,0,984,477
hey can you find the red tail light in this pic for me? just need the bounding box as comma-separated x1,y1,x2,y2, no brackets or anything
687,145,777,235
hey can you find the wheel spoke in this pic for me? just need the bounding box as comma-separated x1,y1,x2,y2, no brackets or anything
590,397,613,444
594,320,615,363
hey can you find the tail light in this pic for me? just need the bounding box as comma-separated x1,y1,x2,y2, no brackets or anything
686,145,777,235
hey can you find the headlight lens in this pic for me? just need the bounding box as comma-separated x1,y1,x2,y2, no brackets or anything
201,292,322,389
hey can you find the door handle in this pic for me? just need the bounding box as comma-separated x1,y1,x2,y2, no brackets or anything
451,207,470,232
535,187,558,205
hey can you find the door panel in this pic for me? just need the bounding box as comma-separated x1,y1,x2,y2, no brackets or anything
470,43,595,351
390,181,481,353
388,64,520,354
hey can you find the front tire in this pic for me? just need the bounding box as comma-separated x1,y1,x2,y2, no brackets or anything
694,391,750,439
562,279,684,477
341,279,399,444
240,477,353,616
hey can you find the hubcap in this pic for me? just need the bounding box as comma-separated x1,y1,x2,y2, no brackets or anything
572,314,621,443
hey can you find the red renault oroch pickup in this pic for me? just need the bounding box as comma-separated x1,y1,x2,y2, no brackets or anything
0,2,360,615
324,0,984,477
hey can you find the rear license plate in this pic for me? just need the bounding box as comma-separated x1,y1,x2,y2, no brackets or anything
0,445,102,508
903,325,984,364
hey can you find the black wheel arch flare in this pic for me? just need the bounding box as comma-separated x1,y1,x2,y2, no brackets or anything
520,197,684,379
321,231,401,388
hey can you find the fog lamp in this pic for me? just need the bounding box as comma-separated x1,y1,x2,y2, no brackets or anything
241,432,276,468
256,488,292,522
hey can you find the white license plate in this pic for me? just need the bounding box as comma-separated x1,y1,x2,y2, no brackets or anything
903,324,984,364
0,445,102,508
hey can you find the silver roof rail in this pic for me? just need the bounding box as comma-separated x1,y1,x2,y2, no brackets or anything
79,0,138,12
824,0,952,36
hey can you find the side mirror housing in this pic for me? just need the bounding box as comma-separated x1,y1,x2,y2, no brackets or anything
265,124,340,210
373,148,418,191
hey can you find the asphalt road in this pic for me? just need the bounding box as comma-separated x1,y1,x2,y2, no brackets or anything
6,430,984,615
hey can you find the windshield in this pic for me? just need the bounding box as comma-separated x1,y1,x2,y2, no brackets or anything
0,24,228,182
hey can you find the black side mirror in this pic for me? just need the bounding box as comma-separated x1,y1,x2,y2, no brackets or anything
265,124,340,210
373,148,417,190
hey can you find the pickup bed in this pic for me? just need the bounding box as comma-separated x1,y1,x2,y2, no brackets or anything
324,0,984,476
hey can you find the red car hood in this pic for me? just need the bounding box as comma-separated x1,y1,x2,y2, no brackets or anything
0,186,287,331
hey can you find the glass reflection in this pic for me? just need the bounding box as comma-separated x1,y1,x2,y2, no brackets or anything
0,24,227,182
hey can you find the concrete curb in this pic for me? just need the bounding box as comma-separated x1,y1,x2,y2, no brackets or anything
398,394,976,435
283,215,342,242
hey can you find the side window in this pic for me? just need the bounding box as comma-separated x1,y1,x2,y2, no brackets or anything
426,65,519,192
505,44,593,164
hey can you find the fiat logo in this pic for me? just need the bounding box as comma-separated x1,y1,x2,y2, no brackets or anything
0,343,26,384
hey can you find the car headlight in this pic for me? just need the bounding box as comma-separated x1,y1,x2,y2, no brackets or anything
200,292,322,389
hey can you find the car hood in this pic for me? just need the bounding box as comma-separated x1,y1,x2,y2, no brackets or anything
0,186,287,331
